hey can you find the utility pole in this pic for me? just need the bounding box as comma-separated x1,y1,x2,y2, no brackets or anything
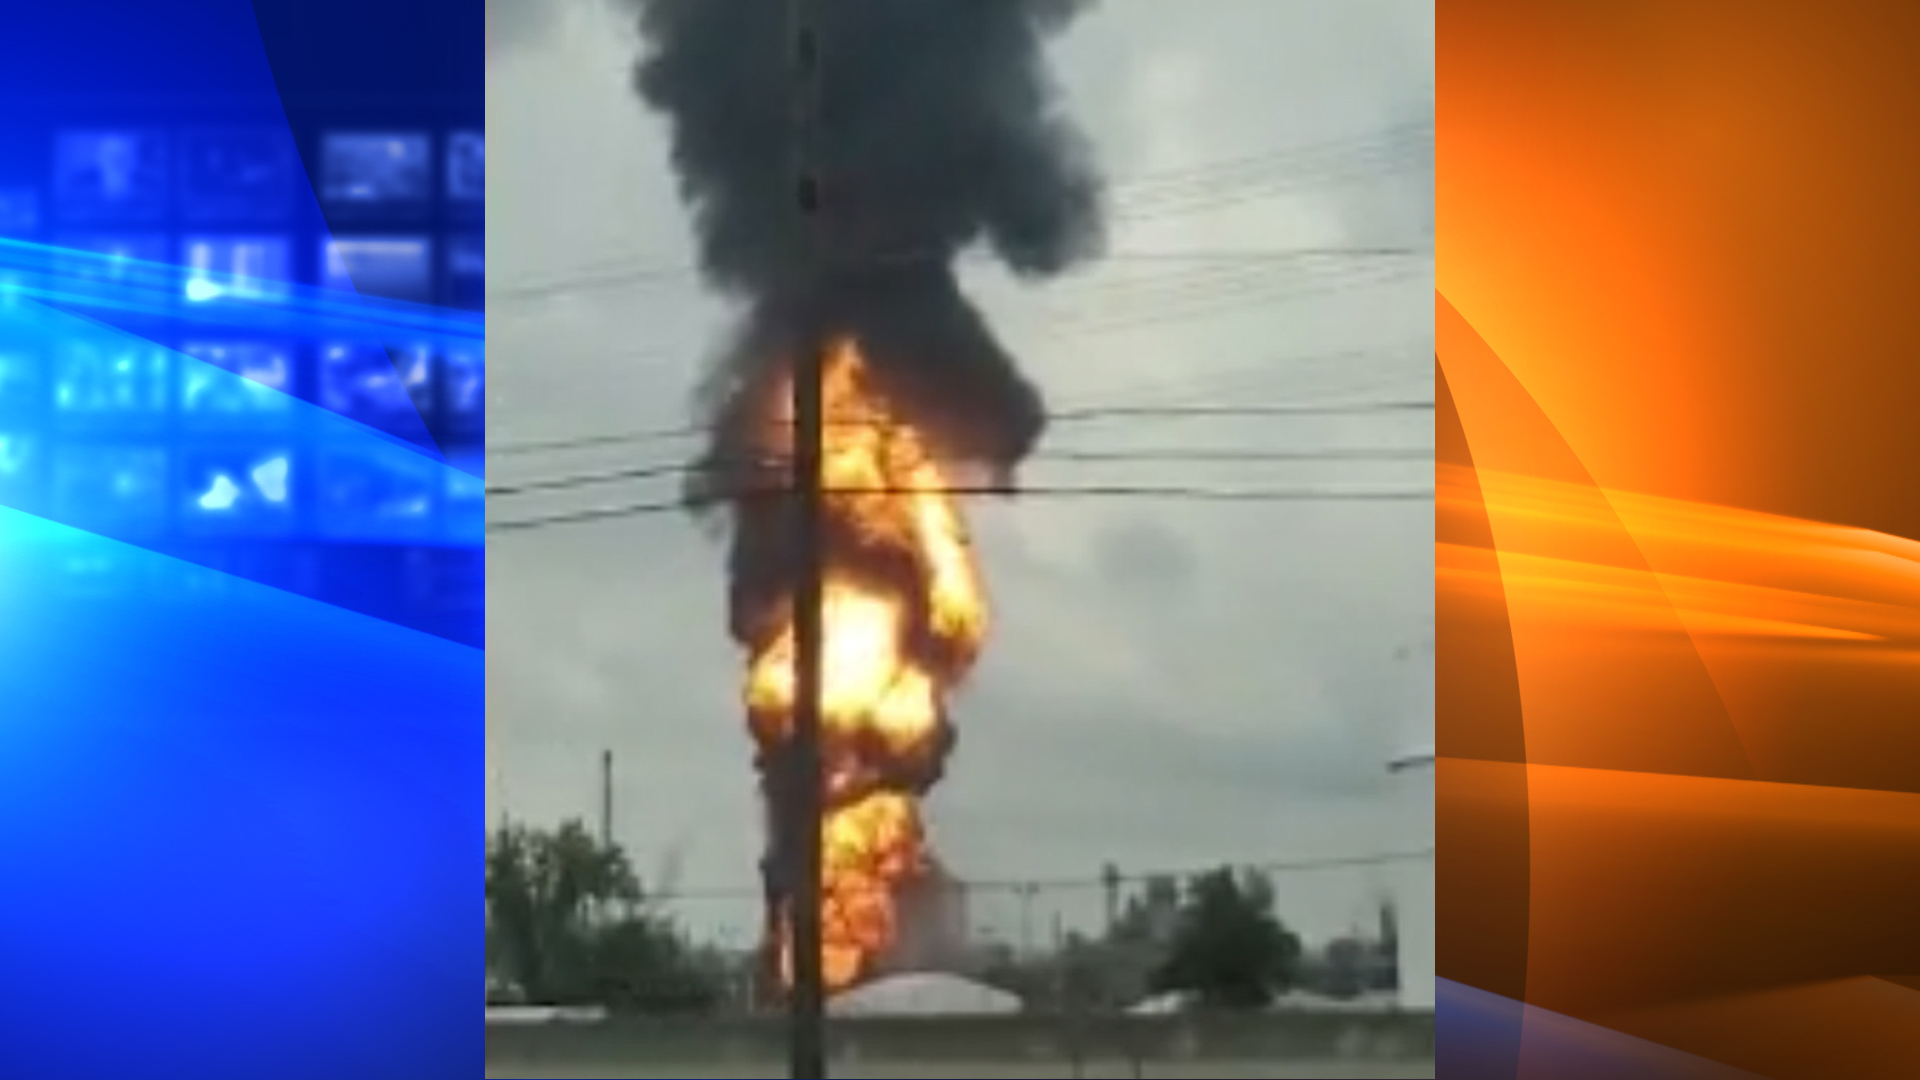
600,749,613,849
1017,882,1038,959
1101,863,1120,938
786,0,828,1076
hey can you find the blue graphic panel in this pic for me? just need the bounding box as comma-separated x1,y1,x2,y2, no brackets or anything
0,0,483,1076
322,131,434,209
52,129,171,222
0,507,479,1080
180,126,299,222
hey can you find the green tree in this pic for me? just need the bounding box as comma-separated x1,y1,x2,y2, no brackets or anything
1148,866,1301,1009
585,912,726,1013
485,818,719,1011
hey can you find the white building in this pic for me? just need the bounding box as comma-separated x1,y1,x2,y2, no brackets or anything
828,972,1021,1016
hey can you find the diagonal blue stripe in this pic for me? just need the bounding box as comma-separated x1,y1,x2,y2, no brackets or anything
1437,979,1770,1080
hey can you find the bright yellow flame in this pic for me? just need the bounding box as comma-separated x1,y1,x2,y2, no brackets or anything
775,792,925,991
746,583,939,753
746,340,987,992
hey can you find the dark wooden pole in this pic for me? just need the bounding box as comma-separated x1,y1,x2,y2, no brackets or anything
786,0,827,1075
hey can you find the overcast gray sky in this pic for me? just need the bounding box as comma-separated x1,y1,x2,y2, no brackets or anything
485,0,1434,949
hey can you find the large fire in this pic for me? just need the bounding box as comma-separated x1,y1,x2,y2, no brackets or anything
743,339,987,992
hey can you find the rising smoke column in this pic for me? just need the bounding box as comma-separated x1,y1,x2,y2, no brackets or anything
629,0,1104,988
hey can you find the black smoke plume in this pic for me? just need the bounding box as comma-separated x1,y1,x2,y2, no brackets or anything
631,0,1105,663
628,0,1103,983
631,0,1103,471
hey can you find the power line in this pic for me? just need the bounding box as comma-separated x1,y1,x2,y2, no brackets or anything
651,847,1436,903
486,483,1434,533
507,253,1419,340
488,244,1429,305
487,124,1432,304
490,427,698,456
1048,399,1433,423
1029,260,1426,337
1020,252,1426,313
1115,123,1430,195
960,848,1438,898
488,461,696,496
489,398,1436,457
1111,153,1429,220
1058,340,1431,409
484,446,1434,498
1017,254,1419,315
1026,446,1432,464
488,263,1428,398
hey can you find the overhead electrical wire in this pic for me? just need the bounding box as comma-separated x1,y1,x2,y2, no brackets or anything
489,267,1431,405
481,121,1436,528
485,445,1434,498
490,396,1435,458
641,847,1438,903
487,483,1434,533
488,124,1432,305
1058,339,1431,408
1029,260,1427,337
489,243,1428,306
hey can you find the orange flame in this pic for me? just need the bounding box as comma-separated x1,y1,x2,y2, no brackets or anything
743,339,986,992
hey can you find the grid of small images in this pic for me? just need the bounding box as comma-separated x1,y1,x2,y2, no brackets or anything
0,119,482,642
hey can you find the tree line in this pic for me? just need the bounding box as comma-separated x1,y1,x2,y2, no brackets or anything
486,819,1393,1013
